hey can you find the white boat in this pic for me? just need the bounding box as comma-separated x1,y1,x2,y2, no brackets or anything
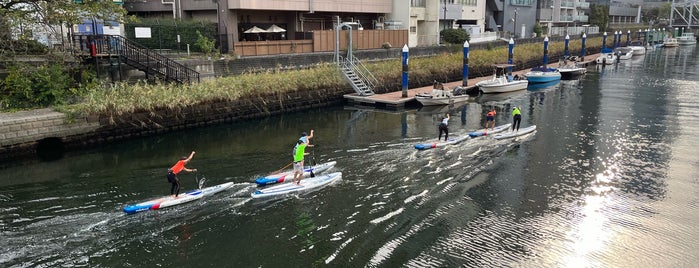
415,82,469,106
628,40,646,55
664,38,679,47
595,50,617,65
557,64,586,79
613,47,634,60
524,66,561,83
557,56,586,79
677,32,697,45
476,64,528,94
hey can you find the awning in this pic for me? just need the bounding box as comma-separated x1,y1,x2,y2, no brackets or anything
266,24,286,33
244,26,268,33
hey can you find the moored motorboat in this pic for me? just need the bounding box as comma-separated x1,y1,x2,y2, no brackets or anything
476,64,528,94
524,66,561,83
595,48,617,65
664,38,679,47
677,32,697,45
628,40,647,55
557,56,587,80
415,81,470,106
614,47,634,60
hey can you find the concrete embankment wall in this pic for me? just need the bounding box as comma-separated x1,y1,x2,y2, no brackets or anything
0,88,346,161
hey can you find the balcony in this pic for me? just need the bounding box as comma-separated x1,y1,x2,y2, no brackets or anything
575,15,588,22
577,2,590,9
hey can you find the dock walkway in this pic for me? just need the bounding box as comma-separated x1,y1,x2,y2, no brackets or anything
344,54,598,109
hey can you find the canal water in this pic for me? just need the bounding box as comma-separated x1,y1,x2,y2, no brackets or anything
2,46,699,267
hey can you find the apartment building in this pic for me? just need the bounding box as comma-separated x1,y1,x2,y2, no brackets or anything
125,0,392,52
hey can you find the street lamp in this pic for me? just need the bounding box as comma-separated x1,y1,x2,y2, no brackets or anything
512,8,518,39
549,5,554,36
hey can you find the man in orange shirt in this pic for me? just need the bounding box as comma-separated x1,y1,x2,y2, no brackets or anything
167,151,197,197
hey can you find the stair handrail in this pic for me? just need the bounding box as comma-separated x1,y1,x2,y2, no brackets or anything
73,34,199,83
346,56,378,91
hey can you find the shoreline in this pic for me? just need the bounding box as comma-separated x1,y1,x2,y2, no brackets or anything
0,47,605,161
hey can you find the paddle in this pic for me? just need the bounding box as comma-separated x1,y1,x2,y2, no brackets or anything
308,144,316,178
194,171,206,189
271,161,293,175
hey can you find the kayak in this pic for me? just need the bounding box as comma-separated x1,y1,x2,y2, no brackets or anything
468,123,512,137
251,172,342,199
414,134,470,150
123,182,234,214
493,125,537,140
254,161,337,186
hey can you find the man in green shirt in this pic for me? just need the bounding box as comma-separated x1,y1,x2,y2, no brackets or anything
292,135,313,185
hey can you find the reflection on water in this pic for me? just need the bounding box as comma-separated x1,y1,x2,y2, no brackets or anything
2,47,699,267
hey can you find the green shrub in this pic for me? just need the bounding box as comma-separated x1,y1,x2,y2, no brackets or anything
440,28,470,44
124,18,217,52
0,63,81,110
195,30,216,56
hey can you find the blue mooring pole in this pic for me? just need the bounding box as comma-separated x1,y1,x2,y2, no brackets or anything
564,35,570,58
401,44,409,98
627,30,631,46
462,41,469,87
581,33,586,59
508,38,514,75
602,32,607,51
543,36,549,66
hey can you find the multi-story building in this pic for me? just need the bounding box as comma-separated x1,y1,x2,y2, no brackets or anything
125,0,393,52
539,0,590,36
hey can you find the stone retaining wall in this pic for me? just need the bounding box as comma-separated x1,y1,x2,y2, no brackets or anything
0,88,347,161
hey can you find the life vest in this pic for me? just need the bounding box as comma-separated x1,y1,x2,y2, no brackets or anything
486,111,496,117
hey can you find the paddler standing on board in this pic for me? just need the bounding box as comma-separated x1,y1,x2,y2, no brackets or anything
293,130,314,185
512,106,522,132
167,151,197,198
484,108,497,133
438,113,450,141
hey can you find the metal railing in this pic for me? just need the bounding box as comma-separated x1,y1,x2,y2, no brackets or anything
339,55,378,96
72,34,199,83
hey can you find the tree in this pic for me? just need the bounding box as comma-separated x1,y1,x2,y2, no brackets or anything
0,0,130,52
440,28,470,45
589,4,609,32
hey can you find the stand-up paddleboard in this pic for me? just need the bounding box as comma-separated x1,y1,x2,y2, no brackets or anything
251,172,342,199
414,134,470,150
255,161,337,186
123,182,234,214
468,123,512,137
493,125,537,140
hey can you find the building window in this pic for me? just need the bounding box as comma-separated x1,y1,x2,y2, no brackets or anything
411,0,425,7
457,0,477,6
510,0,533,6
410,26,417,33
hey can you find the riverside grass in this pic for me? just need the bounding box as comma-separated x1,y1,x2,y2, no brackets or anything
60,37,603,116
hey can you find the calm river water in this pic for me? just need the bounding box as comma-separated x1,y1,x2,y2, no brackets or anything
2,46,699,267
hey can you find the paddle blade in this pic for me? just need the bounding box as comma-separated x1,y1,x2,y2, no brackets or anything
310,169,315,178
198,177,206,189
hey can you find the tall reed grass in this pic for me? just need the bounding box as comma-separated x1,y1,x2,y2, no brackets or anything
60,37,602,116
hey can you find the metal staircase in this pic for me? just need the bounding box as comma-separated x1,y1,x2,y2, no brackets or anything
334,21,377,96
339,56,377,96
72,34,199,83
